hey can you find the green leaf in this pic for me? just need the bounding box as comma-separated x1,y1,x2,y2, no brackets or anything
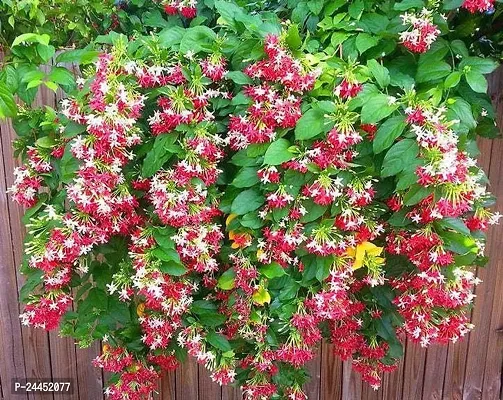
22,70,45,83
19,269,44,302
37,44,55,63
300,200,328,223
394,0,425,10
381,139,419,177
191,300,218,314
315,256,333,282
240,212,265,229
142,134,179,177
142,9,169,28
403,184,432,206
459,57,499,75
191,301,226,327
443,0,464,10
447,98,476,131
396,162,422,190
259,262,286,279
465,70,488,94
180,26,217,54
231,149,260,167
416,60,451,83
388,208,412,227
206,331,232,352
159,261,187,276
348,0,364,19
295,108,325,140
48,67,75,87
439,231,477,255
264,139,294,165
307,0,324,14
226,71,252,85
152,247,181,264
199,314,227,327
231,189,264,215
356,33,379,54
232,167,259,188
373,116,407,154
27,80,43,90
436,218,471,236
367,60,390,88
56,49,100,64
44,81,58,93
12,33,50,47
4,65,18,92
159,26,186,48
0,81,17,118
450,40,469,58
361,93,399,124
360,14,389,34
286,24,302,50
217,268,236,290
444,71,461,88
153,228,176,250
36,136,56,148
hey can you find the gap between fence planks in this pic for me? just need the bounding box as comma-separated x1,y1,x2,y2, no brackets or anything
0,66,502,400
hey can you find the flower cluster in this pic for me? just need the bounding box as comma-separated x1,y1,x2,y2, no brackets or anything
462,0,495,13
16,53,145,333
161,0,198,18
399,10,440,53
382,101,501,347
228,35,317,150
94,345,159,400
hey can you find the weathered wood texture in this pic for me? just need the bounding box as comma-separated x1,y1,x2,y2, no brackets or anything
0,69,502,400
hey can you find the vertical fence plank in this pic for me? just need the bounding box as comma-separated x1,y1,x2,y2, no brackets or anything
362,382,379,400
1,119,56,400
462,142,502,400
421,345,448,400
175,358,199,400
304,348,321,399
159,370,176,400
442,340,471,400
378,352,405,400
320,343,343,400
481,67,503,400
481,256,503,400
401,340,426,400
74,343,103,400
221,384,240,400
0,121,29,400
198,365,221,400
341,360,362,399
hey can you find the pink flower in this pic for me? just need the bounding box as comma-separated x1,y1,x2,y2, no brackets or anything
462,0,494,13
400,10,440,53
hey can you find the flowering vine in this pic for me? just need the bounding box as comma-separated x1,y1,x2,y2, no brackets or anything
8,0,502,399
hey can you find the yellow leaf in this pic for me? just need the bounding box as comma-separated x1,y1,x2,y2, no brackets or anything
252,286,271,306
346,247,356,257
226,214,237,226
136,302,145,317
346,241,384,270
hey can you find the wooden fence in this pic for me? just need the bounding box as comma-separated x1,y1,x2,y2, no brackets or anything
0,68,502,400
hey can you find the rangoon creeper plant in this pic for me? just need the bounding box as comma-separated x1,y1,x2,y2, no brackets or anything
8,0,503,399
